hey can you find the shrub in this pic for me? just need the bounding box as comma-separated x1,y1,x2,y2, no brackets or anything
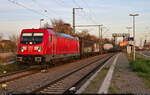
130,58,150,74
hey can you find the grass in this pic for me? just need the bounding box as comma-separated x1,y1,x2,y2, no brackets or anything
127,53,150,90
130,58,150,73
109,85,118,94
82,66,109,93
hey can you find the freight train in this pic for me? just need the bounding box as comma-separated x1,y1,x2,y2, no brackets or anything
17,29,99,65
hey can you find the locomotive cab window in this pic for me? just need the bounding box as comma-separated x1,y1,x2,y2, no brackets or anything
33,33,44,44
20,32,44,45
21,33,32,44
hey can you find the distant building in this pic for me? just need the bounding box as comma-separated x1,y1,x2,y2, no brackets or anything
145,42,150,49
0,40,13,48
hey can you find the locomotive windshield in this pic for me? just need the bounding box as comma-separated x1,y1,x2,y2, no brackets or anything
21,32,44,45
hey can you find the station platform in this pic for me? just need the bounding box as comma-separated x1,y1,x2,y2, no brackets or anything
108,53,150,93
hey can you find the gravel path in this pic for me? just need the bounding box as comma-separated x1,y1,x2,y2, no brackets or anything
109,53,150,94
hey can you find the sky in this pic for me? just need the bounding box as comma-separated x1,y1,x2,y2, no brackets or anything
0,0,150,46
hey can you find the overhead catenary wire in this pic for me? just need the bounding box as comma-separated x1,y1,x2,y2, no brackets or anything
48,0,99,25
31,0,72,20
36,0,73,20
102,27,112,37
56,0,66,6
8,0,50,18
50,0,94,25
82,0,98,24
82,10,97,24
9,0,101,30
31,0,59,16
73,0,110,38
53,0,68,9
72,0,81,8
52,0,73,9
8,0,72,22
71,0,98,24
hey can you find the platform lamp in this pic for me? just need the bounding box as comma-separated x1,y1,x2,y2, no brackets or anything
129,14,139,61
40,19,44,28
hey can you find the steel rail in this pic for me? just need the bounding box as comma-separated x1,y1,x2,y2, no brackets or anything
31,54,114,94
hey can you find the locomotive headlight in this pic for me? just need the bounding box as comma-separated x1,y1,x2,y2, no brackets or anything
21,48,24,52
37,47,42,52
20,46,27,52
34,46,42,52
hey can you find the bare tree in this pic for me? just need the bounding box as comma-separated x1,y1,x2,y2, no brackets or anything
8,34,19,53
76,29,98,40
41,19,74,36
43,18,99,41
51,19,74,35
0,33,3,41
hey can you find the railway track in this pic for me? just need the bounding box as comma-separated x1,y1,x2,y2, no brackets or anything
0,68,39,84
0,51,104,85
0,68,30,78
0,53,113,94
0,53,103,85
32,54,114,94
0,59,93,85
0,60,58,84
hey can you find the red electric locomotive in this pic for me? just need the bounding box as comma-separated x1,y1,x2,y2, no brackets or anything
17,29,79,65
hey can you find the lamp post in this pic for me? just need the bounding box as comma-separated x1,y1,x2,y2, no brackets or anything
129,14,139,60
126,27,132,36
40,19,44,28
